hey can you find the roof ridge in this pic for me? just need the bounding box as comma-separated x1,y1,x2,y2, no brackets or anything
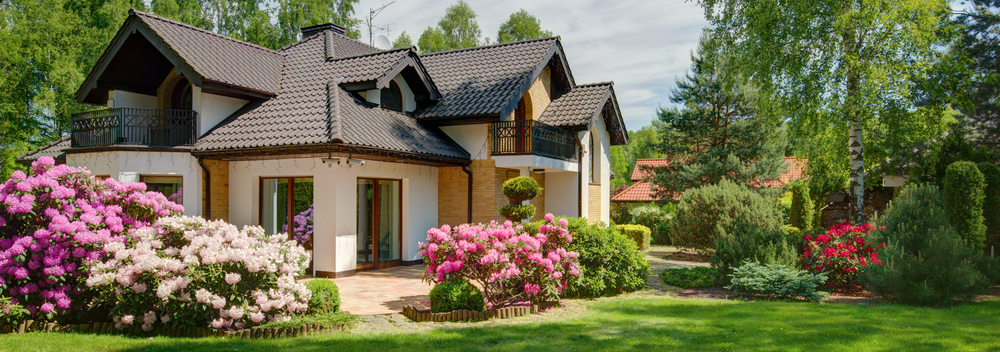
577,81,614,87
421,36,558,57
130,9,280,55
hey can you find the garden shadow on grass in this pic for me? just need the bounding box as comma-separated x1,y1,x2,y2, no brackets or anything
101,299,1000,352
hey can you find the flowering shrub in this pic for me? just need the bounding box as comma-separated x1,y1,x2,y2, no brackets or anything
0,156,182,320
87,216,311,331
420,213,580,308
0,296,28,326
800,222,884,291
167,187,183,204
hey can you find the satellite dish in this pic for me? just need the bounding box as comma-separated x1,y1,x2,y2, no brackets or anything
374,35,392,50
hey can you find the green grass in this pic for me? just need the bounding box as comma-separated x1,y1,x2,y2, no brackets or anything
3,298,999,351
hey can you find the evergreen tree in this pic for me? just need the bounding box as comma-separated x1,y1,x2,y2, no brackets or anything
648,31,786,199
955,0,1000,145
497,9,552,44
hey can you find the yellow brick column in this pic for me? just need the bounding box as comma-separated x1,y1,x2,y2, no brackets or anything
201,159,230,223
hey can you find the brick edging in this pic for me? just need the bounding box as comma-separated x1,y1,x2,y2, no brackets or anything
401,304,539,322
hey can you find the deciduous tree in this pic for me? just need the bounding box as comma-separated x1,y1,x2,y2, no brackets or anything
497,9,552,44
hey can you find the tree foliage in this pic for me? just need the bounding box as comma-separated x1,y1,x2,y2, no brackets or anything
696,0,954,222
392,30,413,48
953,0,1000,144
418,1,483,53
497,9,552,44
943,161,987,249
648,32,786,198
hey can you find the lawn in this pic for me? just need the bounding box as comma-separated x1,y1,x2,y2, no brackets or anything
3,297,999,352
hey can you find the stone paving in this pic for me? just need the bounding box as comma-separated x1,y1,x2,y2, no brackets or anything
322,265,434,316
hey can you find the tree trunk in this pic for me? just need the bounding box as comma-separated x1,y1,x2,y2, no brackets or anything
843,6,866,224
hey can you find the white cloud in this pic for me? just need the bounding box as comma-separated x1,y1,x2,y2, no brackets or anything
355,0,707,129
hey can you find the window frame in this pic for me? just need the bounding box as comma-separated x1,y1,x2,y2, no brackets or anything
258,176,314,242
380,80,403,112
140,174,184,203
355,177,404,270
589,131,599,184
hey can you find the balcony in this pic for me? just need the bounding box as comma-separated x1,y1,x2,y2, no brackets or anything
71,108,197,148
491,120,576,161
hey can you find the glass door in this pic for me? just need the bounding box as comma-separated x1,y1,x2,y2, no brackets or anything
261,177,314,270
357,178,401,269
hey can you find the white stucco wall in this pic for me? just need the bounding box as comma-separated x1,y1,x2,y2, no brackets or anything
198,92,248,136
578,117,611,224
109,90,157,109
545,170,579,217
228,157,438,275
440,124,489,160
392,75,417,113
65,151,202,216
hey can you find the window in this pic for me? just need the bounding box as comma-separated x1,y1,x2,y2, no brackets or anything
356,178,401,269
260,177,314,244
589,131,597,184
380,81,403,112
142,175,183,204
171,77,193,110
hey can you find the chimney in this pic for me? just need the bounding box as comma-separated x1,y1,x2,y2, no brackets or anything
301,23,346,38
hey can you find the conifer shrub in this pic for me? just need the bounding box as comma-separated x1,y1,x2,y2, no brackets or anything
615,224,652,250
429,278,485,313
671,179,784,253
789,182,815,230
978,162,1000,251
711,220,798,285
943,161,987,249
726,262,828,302
864,183,996,306
305,280,340,315
630,205,673,245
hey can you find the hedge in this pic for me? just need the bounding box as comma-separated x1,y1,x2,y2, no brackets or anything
615,224,652,250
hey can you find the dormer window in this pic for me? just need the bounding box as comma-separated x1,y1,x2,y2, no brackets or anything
171,77,193,110
380,81,402,112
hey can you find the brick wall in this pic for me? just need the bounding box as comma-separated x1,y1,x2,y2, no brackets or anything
201,159,230,223
528,67,552,121
529,171,545,222
437,166,469,227
588,184,601,224
494,168,520,215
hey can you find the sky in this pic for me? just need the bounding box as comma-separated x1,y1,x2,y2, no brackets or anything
355,0,709,131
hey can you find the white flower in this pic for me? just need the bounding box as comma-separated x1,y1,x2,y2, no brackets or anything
224,273,241,285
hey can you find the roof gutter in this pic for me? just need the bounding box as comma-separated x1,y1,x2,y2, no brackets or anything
197,156,211,220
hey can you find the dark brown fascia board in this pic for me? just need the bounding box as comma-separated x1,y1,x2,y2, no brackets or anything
376,54,442,100
341,81,377,91
586,89,613,132
585,86,628,146
191,144,471,166
606,85,629,145
200,79,275,100
75,16,204,104
498,41,577,122
63,145,196,154
416,114,501,126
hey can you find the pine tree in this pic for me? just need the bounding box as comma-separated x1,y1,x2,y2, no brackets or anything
648,31,786,199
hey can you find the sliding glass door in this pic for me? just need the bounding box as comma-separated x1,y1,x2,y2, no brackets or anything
356,178,401,269
261,177,314,268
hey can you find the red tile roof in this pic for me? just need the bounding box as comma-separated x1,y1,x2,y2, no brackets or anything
765,157,808,187
611,182,680,202
631,158,671,181
614,157,808,202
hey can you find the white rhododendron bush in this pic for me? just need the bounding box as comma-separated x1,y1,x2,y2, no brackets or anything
87,216,311,331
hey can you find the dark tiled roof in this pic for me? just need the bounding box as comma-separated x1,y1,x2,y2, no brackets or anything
416,38,557,119
539,83,611,127
328,48,413,84
17,137,71,163
196,34,468,160
134,10,284,95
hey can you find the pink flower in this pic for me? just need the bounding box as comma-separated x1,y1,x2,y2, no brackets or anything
122,315,134,325
544,213,555,222
40,303,54,313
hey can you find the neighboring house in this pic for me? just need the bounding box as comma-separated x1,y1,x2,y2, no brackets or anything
611,157,807,204
19,10,628,278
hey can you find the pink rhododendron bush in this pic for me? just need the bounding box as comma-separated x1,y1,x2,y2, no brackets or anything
420,213,580,308
0,156,182,320
87,216,311,331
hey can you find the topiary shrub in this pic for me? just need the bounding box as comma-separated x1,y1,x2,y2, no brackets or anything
305,280,340,315
726,262,828,302
615,224,652,250
978,162,1000,251
711,220,798,285
564,222,649,298
429,278,485,313
671,179,784,254
499,177,542,222
660,267,717,288
864,183,996,306
789,182,815,230
0,156,183,322
943,161,987,249
630,205,672,245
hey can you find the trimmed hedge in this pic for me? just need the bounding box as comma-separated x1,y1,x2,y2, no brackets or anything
671,179,784,253
616,224,652,250
502,176,542,202
943,161,987,249
498,204,536,222
305,280,341,315
978,162,1000,251
429,278,485,313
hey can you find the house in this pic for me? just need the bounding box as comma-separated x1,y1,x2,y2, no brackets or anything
611,157,806,204
18,10,628,278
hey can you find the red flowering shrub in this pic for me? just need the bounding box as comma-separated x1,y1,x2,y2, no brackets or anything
800,222,884,291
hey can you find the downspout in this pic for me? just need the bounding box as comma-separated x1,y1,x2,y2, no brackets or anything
461,165,473,223
197,157,211,220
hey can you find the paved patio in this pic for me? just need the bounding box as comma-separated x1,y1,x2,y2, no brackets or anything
309,265,434,315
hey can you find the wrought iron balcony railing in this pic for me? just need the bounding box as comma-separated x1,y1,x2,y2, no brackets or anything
71,108,197,148
491,120,576,160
